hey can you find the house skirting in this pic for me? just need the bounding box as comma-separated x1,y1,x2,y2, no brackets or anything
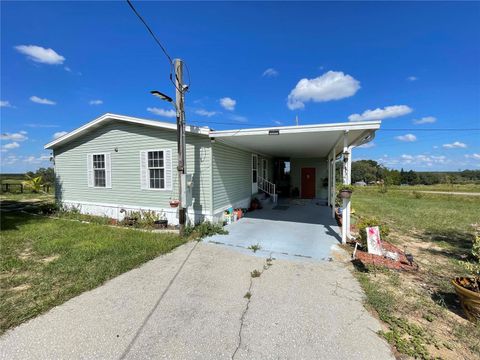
60,200,213,226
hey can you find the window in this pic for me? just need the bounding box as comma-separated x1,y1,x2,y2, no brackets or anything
140,149,172,191
262,159,268,180
148,151,165,189
87,153,111,188
93,154,106,187
252,155,258,183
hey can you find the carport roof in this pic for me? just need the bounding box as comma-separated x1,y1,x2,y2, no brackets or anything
209,121,381,158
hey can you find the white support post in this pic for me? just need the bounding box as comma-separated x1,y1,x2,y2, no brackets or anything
331,150,336,219
327,154,331,207
341,131,351,244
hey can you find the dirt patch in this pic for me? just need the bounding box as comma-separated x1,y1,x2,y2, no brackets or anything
39,255,60,264
18,247,33,261
10,284,31,292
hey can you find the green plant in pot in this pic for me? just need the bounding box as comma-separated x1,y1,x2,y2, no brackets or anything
338,184,354,199
452,223,480,322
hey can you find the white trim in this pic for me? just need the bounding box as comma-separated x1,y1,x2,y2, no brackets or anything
45,113,210,149
209,120,381,138
88,152,110,189
141,149,173,191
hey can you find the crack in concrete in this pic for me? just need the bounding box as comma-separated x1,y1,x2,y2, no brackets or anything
232,254,274,360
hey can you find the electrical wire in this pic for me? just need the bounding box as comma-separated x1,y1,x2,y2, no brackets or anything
126,0,173,64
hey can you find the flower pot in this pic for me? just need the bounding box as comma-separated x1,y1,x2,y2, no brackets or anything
452,277,480,322
169,200,180,208
154,219,168,229
339,190,352,199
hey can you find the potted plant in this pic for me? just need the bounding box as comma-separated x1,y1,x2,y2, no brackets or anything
452,224,480,322
169,199,180,208
154,211,168,229
338,185,354,199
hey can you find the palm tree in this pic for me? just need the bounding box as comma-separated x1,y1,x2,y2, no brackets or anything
23,175,44,193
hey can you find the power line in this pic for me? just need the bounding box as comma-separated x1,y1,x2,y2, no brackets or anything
126,0,173,64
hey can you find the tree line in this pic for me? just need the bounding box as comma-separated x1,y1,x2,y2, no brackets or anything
346,160,480,185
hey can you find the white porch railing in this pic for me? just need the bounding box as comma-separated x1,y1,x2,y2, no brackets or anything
258,176,277,203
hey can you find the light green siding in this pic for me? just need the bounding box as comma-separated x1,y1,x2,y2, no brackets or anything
212,142,253,211
290,158,328,199
54,121,212,212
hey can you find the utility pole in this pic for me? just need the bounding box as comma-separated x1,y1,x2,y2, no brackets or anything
174,58,186,236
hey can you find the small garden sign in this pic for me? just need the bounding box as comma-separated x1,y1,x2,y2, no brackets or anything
366,226,383,256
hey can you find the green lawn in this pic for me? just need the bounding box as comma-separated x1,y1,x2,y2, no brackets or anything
350,186,480,359
0,208,186,334
353,186,479,234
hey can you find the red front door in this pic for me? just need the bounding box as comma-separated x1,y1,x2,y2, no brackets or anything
301,168,316,199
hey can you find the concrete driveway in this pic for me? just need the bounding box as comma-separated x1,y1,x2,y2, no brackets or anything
0,241,394,360
208,199,341,260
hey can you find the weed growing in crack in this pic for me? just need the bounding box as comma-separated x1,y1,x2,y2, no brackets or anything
251,269,261,278
248,244,261,253
244,292,252,299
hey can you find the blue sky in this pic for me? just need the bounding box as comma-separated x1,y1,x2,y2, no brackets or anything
1,1,479,172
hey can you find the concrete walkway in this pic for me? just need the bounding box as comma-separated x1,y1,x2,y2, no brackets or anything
0,242,394,360
208,199,341,261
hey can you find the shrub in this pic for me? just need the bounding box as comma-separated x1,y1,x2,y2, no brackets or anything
357,217,390,247
338,184,354,192
461,224,480,276
184,221,228,239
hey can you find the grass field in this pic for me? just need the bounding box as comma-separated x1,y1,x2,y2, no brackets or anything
0,200,186,334
351,185,480,359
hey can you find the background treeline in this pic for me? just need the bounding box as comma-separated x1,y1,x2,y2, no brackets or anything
344,160,480,185
0,168,55,184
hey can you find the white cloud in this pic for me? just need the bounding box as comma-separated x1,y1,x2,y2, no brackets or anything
1,131,28,141
287,71,360,110
53,131,68,139
89,99,103,105
1,154,19,164
465,153,480,160
358,142,375,149
195,109,217,117
229,114,248,123
348,105,412,122
395,133,417,142
0,100,13,108
2,142,20,151
23,154,51,164
30,96,56,105
443,141,467,149
262,68,279,77
220,97,236,111
274,120,283,125
413,116,436,125
399,154,447,165
15,45,65,65
146,107,176,118
407,76,417,81
64,66,71,72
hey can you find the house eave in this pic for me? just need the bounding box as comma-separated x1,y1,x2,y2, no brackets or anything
44,113,210,150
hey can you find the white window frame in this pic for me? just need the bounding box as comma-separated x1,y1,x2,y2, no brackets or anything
87,153,111,189
140,149,172,191
148,150,165,190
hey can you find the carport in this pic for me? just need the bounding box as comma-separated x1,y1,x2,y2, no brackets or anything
208,198,341,260
209,120,381,244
